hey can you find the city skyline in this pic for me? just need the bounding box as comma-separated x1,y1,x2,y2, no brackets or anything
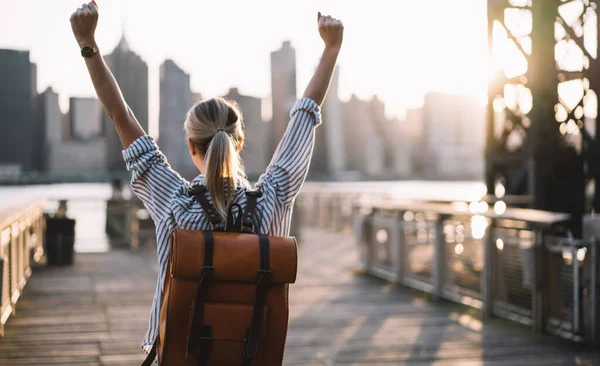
0,43,485,181
0,0,489,136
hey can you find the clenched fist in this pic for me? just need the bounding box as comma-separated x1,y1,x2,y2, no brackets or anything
318,12,344,50
70,1,99,48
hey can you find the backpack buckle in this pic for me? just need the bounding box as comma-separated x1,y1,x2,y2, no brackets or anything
245,189,263,198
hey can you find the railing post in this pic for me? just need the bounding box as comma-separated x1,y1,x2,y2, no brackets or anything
482,219,494,317
130,204,139,251
573,246,582,335
396,210,405,283
583,215,600,345
9,223,18,315
353,205,372,272
593,238,599,347
433,215,445,300
532,229,544,334
0,256,3,337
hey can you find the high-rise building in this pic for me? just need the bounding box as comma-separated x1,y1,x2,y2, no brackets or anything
70,97,102,141
421,92,485,179
0,49,38,173
387,116,413,177
103,35,149,173
224,88,267,180
341,95,385,178
270,41,297,156
312,67,345,179
159,59,193,177
35,87,62,171
370,96,396,173
47,139,107,176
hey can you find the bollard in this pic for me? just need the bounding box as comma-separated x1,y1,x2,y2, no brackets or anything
45,217,76,266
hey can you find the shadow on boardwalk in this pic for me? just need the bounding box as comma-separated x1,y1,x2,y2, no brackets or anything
0,228,598,365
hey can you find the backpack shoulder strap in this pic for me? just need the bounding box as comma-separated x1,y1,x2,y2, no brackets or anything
189,185,225,231
242,189,262,234
141,343,157,366
242,234,271,365
187,230,215,365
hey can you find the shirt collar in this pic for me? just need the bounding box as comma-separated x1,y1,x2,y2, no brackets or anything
189,174,250,189
190,174,206,187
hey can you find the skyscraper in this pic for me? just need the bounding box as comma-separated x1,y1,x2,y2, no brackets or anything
312,67,345,179
421,93,485,179
70,97,102,141
0,49,36,173
270,41,297,156
224,88,267,180
36,87,62,171
159,59,193,177
103,35,149,173
341,95,385,178
370,96,412,178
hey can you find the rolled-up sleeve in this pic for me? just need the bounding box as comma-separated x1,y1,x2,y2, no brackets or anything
257,98,322,206
122,135,186,221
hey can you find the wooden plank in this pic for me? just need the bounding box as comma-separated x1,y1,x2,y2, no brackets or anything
0,228,597,365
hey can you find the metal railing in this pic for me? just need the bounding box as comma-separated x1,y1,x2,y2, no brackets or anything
0,201,45,336
105,198,155,250
297,189,600,345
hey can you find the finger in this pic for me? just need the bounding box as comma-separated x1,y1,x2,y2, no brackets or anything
319,14,327,26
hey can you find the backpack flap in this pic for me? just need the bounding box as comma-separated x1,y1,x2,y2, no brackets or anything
170,229,298,284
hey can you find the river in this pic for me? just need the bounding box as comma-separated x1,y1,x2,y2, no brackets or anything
0,180,486,253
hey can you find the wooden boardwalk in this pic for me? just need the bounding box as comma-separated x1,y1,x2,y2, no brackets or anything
0,228,599,365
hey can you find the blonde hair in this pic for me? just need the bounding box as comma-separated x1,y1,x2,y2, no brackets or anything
184,97,247,221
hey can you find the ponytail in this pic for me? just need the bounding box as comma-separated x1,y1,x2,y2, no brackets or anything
184,97,247,222
204,130,241,221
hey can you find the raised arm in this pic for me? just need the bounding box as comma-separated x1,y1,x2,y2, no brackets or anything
302,12,344,106
70,1,144,149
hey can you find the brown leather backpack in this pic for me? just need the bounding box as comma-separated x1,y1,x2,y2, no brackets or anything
142,186,298,366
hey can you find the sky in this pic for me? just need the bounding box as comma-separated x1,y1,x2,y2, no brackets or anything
0,0,489,136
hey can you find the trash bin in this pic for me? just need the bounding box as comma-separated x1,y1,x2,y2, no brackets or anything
45,216,76,266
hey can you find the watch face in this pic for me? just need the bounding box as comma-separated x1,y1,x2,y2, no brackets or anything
81,46,96,58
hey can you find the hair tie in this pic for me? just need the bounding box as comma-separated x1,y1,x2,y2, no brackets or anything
216,129,225,133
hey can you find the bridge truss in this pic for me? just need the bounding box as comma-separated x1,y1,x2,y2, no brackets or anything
487,0,600,235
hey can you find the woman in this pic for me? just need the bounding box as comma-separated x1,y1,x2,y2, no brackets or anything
70,1,344,359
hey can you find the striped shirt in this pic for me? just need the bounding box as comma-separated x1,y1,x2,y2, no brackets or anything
121,97,321,352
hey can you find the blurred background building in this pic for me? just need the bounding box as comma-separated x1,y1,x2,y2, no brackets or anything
69,97,102,141
417,93,485,180
224,87,268,181
102,35,149,174
159,59,194,179
270,41,297,158
0,49,38,176
0,39,486,183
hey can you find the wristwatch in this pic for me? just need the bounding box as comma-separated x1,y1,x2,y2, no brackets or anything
81,45,99,58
